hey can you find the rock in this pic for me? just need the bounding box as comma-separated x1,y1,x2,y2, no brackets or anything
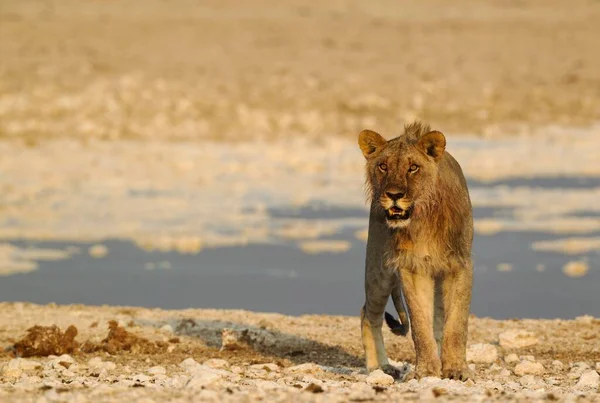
499,369,512,378
514,361,545,376
519,375,536,387
499,330,538,349
568,362,591,379
133,373,151,383
366,369,395,386
88,357,116,373
467,343,498,364
186,370,223,389
520,355,535,362
552,360,564,370
160,324,173,333
179,358,200,371
220,327,276,351
596,362,600,372
148,366,166,375
505,354,520,364
3,358,42,372
204,359,229,369
348,383,376,401
250,363,279,372
575,370,600,390
286,363,324,375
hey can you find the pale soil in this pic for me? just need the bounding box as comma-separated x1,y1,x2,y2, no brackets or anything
0,303,599,402
1,0,600,142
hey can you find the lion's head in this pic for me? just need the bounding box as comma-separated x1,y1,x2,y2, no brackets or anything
358,122,446,229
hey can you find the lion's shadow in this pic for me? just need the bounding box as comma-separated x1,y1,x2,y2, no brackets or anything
136,316,364,369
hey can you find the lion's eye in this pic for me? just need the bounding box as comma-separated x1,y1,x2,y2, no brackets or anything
409,164,419,173
378,163,387,172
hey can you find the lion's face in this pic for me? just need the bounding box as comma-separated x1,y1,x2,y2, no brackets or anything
358,128,446,229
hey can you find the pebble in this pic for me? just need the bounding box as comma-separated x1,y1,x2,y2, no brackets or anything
186,371,223,389
505,354,520,364
286,363,324,375
204,359,229,369
551,360,564,370
514,361,545,376
148,366,167,375
180,358,200,371
519,375,537,388
366,369,395,386
3,358,42,372
467,343,498,364
499,330,538,349
88,357,116,373
575,370,600,390
250,363,279,372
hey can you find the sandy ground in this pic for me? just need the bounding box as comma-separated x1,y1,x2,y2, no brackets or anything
0,303,599,402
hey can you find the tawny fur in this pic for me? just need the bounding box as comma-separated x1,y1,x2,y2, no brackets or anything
358,121,474,381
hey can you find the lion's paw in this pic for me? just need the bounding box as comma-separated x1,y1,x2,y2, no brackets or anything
442,366,475,381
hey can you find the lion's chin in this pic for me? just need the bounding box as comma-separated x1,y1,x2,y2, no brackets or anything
384,205,413,229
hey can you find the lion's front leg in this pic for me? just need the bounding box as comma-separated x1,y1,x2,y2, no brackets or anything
400,268,441,379
440,262,474,381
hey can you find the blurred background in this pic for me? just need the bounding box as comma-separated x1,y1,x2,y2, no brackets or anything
0,0,599,319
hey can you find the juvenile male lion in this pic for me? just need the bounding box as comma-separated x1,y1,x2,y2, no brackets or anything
358,121,473,381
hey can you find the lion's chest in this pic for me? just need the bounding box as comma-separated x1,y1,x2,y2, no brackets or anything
386,234,454,276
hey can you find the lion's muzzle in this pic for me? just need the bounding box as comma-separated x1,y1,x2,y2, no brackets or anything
379,190,414,228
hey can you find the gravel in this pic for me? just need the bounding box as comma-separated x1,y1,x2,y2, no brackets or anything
0,303,599,402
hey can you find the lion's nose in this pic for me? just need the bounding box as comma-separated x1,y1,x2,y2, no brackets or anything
385,190,405,201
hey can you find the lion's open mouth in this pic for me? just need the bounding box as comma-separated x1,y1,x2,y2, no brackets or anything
386,205,413,221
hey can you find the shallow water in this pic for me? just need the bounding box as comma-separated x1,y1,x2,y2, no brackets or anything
2,176,599,320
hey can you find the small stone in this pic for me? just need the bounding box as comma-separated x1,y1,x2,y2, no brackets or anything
467,343,498,364
519,375,537,387
468,363,476,372
220,328,249,351
514,361,544,376
596,362,600,372
520,355,535,362
305,382,324,393
133,373,151,383
499,369,512,377
348,383,376,401
160,324,173,333
180,358,200,371
505,354,520,364
88,357,116,373
204,359,229,369
3,358,42,373
249,363,279,372
575,370,600,390
148,366,166,375
366,369,395,386
551,360,564,370
186,371,223,389
286,363,324,375
499,330,538,349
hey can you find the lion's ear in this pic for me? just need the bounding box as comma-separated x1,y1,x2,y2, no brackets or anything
417,130,446,161
358,130,386,158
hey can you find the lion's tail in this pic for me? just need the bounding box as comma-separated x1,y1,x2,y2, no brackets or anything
385,283,410,336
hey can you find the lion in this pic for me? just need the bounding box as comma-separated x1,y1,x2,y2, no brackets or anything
358,121,474,381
